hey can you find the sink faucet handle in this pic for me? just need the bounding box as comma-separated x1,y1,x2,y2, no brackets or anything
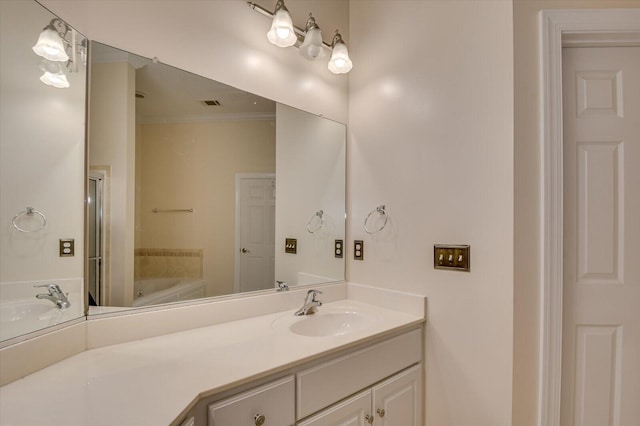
306,289,323,302
34,283,62,294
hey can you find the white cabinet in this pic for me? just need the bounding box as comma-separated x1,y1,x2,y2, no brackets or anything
208,376,295,426
298,365,422,426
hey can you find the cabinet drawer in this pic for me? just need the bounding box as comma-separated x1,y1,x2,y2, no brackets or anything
297,389,372,426
209,376,295,426
296,329,421,419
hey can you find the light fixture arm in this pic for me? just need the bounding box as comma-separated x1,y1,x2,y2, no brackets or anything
43,18,71,46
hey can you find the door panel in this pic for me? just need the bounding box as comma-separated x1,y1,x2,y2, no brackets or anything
562,46,640,426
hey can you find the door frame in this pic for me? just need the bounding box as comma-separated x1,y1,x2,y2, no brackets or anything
233,173,276,293
539,9,640,426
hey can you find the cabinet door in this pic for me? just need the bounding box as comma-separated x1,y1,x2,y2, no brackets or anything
372,364,422,426
208,376,294,426
297,389,372,426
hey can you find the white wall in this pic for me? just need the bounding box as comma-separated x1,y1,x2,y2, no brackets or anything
348,1,514,425
39,0,349,124
89,62,136,307
275,104,346,285
512,1,640,424
0,0,85,285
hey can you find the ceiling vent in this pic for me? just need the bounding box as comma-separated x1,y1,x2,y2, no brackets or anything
202,100,222,106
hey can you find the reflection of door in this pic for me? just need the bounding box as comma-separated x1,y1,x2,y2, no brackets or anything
561,46,640,425
235,174,275,292
88,173,104,305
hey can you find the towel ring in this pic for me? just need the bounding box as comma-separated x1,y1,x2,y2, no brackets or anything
12,207,47,233
306,210,325,234
364,205,388,234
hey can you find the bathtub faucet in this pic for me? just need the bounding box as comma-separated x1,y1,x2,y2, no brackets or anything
35,283,70,309
294,289,322,316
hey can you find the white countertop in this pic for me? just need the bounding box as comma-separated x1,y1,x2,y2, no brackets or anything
0,298,423,425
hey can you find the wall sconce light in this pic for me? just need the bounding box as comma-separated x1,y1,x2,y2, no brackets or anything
248,1,352,74
299,14,325,60
38,60,70,88
32,18,86,88
328,31,352,74
266,0,296,47
32,19,70,62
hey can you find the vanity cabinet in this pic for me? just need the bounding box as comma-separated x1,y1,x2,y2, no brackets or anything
208,376,295,426
297,365,422,426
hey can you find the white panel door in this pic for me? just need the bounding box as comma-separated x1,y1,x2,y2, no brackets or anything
297,389,372,426
237,176,275,293
562,46,640,426
372,364,422,426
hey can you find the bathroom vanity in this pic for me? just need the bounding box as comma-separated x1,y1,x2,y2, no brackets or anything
0,283,425,425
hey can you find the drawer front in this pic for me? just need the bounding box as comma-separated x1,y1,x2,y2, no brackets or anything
297,389,372,426
296,329,422,419
209,376,295,426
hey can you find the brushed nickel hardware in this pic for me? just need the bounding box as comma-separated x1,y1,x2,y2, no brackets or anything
306,210,324,233
12,207,47,233
276,281,289,291
241,248,251,253
285,238,297,254
34,283,70,309
151,208,193,213
294,289,322,315
364,204,388,234
365,414,374,424
254,413,265,426
59,238,74,257
377,408,386,417
334,239,344,258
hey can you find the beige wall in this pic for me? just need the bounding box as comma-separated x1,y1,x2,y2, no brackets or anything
349,1,514,425
137,120,275,297
513,1,640,424
89,61,136,307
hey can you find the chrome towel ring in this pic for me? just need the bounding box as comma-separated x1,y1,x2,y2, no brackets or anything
12,207,47,233
306,210,324,233
364,205,388,234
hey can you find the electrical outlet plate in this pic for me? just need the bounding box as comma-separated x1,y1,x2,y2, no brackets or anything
285,238,297,254
434,244,470,271
59,238,75,257
334,239,344,258
354,240,364,260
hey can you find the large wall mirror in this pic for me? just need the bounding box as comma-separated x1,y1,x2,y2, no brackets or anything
88,42,346,314
0,1,86,342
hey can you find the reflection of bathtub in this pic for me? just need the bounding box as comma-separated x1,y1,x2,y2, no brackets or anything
132,278,206,307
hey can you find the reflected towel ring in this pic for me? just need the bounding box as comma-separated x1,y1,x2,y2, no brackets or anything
306,210,325,234
364,205,388,234
12,207,47,233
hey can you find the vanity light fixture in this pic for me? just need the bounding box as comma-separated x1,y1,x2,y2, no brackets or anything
299,14,325,60
32,18,85,88
248,1,352,74
266,0,297,47
328,31,352,74
32,18,70,62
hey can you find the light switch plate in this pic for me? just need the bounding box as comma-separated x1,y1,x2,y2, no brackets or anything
434,244,470,271
285,238,297,254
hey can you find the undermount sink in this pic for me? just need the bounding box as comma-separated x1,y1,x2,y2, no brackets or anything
273,304,380,337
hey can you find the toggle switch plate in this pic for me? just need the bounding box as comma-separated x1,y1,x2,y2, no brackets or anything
354,240,364,261
434,244,470,271
285,238,297,254
59,238,75,257
334,239,344,258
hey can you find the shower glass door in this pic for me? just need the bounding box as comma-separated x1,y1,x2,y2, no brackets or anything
88,174,103,305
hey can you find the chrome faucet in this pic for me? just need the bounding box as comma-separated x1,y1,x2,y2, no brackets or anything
294,289,322,316
35,283,70,309
276,281,289,292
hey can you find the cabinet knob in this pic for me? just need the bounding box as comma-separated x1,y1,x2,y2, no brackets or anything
242,248,250,253
254,413,265,426
365,414,374,424
377,408,386,417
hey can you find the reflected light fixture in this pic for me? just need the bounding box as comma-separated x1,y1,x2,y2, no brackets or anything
39,61,70,88
32,19,70,62
328,31,352,74
266,0,297,47
299,13,324,60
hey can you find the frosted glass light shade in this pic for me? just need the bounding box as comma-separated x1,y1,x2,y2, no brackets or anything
32,27,69,62
328,41,352,74
40,70,70,88
267,9,296,47
299,27,325,60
